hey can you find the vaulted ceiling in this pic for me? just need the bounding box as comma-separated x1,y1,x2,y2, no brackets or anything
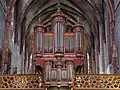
15,0,104,53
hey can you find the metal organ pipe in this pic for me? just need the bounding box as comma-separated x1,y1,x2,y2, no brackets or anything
61,23,64,52
54,19,64,53
54,22,58,52
52,12,66,54
73,23,84,55
34,25,44,55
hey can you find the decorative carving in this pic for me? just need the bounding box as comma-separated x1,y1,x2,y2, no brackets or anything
51,68,57,81
1,74,120,89
45,60,73,82
0,74,43,89
75,75,120,89
61,69,67,80
45,61,51,81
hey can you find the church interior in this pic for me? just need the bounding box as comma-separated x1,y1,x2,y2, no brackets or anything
0,0,120,90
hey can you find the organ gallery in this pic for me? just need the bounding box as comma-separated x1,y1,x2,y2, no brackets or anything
33,4,84,85
0,0,119,90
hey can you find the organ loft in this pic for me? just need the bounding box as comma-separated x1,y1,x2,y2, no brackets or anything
0,0,120,90
33,2,84,88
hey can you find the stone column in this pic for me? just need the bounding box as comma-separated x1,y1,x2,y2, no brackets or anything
99,24,105,74
104,3,110,74
94,38,99,74
91,49,96,74
2,9,11,74
110,21,117,74
115,5,120,73
84,53,88,74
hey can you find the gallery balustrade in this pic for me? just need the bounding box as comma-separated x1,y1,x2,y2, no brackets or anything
74,74,120,89
0,74,120,90
0,74,43,89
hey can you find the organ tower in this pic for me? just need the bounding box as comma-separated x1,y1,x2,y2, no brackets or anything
33,2,84,88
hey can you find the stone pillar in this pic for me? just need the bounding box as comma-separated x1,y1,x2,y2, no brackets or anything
91,49,96,74
104,2,109,74
20,51,24,74
84,53,88,74
114,1,120,74
25,53,28,73
2,9,11,74
110,21,117,74
99,24,105,74
28,54,32,74
94,38,99,74
87,53,90,74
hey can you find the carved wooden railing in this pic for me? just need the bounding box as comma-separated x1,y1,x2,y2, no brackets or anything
1,74,120,90
0,74,44,89
74,74,120,89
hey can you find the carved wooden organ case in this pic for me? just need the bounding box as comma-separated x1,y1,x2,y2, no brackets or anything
33,9,84,86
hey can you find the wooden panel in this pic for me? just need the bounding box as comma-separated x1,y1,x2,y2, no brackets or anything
61,69,67,80
51,69,57,81
0,74,43,89
75,74,120,89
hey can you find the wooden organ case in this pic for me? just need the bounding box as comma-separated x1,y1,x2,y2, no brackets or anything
33,6,84,89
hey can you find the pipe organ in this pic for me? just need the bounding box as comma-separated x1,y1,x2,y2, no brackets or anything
52,11,66,55
73,23,84,55
33,7,84,87
34,25,44,56
44,26,53,53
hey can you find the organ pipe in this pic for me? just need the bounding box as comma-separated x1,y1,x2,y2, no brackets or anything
51,8,67,55
34,24,44,56
73,21,84,55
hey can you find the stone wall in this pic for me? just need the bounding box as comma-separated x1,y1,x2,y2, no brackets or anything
0,1,5,48
0,1,5,74
114,0,120,73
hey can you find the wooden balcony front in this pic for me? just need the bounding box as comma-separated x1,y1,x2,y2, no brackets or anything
0,74,44,90
74,74,120,90
0,74,120,90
